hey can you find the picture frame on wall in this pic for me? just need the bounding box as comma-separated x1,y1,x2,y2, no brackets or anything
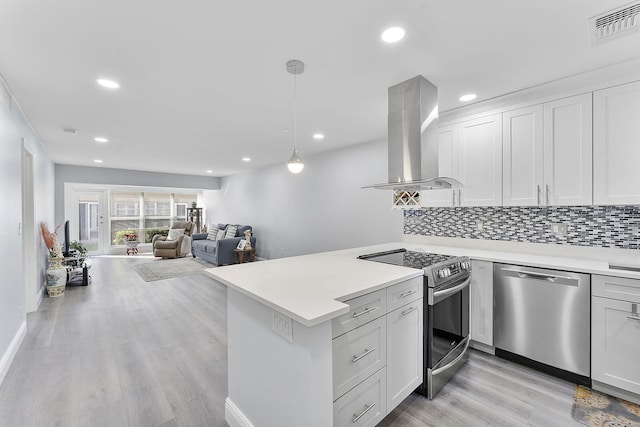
236,239,247,250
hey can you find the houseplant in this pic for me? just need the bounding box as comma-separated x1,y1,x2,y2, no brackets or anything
40,223,66,297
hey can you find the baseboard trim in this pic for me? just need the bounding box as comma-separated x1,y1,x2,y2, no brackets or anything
592,380,640,406
225,397,255,427
470,340,495,355
0,320,27,387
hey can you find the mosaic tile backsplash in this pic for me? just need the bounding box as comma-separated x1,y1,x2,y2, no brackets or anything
404,205,640,250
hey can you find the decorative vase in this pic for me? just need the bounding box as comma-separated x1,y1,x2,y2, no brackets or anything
191,201,197,208
46,257,67,297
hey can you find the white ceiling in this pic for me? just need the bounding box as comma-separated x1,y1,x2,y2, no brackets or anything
1,0,639,177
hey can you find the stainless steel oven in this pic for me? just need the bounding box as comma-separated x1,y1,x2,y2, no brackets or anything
357,249,471,399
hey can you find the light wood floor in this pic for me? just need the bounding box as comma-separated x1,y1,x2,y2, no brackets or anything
0,256,582,426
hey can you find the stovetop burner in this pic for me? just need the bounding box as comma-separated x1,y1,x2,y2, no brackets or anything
357,248,456,269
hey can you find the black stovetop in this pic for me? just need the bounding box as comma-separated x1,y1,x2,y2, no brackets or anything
357,248,456,269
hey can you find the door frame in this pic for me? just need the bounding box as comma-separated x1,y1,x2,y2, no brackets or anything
64,184,108,255
22,143,39,313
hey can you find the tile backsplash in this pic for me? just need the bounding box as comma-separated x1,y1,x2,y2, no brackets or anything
404,205,640,250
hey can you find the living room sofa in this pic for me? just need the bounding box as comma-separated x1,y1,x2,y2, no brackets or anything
191,224,257,266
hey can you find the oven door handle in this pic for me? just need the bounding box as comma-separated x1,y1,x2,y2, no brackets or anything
432,337,470,376
433,276,471,300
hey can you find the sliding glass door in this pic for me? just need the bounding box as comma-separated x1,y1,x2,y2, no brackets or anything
70,189,107,255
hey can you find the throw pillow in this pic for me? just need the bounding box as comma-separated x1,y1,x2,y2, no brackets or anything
167,228,185,241
225,225,238,239
207,225,220,241
216,229,226,240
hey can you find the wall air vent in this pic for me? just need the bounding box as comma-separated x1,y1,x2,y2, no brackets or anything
589,1,640,45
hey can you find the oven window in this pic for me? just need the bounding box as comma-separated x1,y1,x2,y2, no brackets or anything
430,286,469,368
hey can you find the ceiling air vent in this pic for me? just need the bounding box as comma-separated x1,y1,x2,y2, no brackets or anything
589,1,640,45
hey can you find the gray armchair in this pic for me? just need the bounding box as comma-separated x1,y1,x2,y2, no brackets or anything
152,221,194,259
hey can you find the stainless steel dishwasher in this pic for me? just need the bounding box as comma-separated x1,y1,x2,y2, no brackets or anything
494,263,591,385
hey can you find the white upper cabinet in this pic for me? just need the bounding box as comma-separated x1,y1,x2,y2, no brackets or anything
423,115,502,207
457,114,503,206
503,105,544,206
594,81,640,205
544,94,593,206
503,94,592,206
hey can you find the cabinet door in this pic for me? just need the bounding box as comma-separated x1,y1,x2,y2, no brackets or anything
457,114,503,206
386,298,423,410
592,296,640,395
503,105,544,206
544,93,593,206
422,125,456,207
594,81,640,205
469,260,493,347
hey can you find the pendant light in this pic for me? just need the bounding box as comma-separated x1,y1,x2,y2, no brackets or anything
286,60,304,174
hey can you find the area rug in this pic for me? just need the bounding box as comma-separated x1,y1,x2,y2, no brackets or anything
134,257,216,282
572,385,640,426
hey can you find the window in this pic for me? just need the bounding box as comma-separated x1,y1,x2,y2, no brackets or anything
108,190,200,246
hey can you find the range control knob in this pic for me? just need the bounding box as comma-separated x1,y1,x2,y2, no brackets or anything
438,268,451,278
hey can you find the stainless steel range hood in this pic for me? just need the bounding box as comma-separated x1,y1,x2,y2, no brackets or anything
363,75,462,191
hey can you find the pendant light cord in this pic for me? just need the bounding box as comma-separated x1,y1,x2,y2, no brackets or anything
293,67,298,150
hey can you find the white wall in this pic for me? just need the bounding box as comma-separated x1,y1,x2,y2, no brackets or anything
203,139,404,259
0,79,55,385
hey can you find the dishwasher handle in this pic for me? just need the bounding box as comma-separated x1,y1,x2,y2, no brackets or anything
499,267,579,286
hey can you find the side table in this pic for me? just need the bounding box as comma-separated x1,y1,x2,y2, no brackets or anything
234,248,256,264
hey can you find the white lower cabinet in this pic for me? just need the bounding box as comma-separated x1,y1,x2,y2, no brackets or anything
386,299,423,410
469,260,493,348
592,275,640,397
332,277,423,426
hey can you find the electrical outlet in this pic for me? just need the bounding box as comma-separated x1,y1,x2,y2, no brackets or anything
551,223,568,236
632,226,639,236
271,310,293,343
476,220,484,232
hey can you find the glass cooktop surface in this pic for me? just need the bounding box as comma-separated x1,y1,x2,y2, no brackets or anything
357,248,455,269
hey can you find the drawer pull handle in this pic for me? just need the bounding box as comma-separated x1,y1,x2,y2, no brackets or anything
352,347,376,363
400,290,416,298
353,307,378,318
352,402,376,423
402,306,417,316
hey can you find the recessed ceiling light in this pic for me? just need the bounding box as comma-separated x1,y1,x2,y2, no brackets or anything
242,157,251,162
96,78,120,89
93,159,103,163
94,137,108,143
313,133,324,140
381,27,405,43
459,93,477,102
206,170,213,174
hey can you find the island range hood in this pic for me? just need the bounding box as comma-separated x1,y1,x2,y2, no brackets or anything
363,75,462,191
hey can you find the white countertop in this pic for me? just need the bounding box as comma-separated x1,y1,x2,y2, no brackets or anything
205,241,640,328
205,243,422,327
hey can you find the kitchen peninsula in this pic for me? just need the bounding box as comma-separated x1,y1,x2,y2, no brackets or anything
205,243,424,427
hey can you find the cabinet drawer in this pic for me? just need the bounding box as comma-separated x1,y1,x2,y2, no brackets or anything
334,367,387,427
332,289,386,338
593,275,640,303
386,277,423,312
333,316,386,400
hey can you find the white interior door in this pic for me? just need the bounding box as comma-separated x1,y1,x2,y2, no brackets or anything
69,189,108,255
